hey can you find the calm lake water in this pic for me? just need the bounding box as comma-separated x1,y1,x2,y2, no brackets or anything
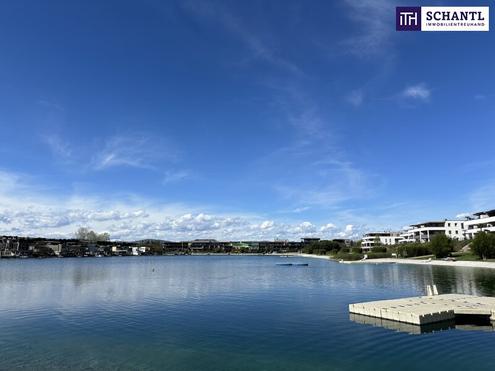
1,256,495,370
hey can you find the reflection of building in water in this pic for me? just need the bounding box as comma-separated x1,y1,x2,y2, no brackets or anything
350,313,495,335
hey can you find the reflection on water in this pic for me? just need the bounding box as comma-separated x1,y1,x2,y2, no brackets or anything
350,313,495,335
1,256,495,370
350,313,457,335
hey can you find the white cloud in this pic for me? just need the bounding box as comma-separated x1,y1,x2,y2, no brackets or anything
291,206,310,213
320,223,336,232
0,169,373,241
334,224,362,239
347,89,364,107
259,220,274,230
287,221,317,235
402,83,431,100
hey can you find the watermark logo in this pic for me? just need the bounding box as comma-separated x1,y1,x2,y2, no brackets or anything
397,7,421,31
396,6,490,31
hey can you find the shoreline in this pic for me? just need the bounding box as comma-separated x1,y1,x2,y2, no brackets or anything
353,258,495,269
3,252,495,270
295,254,495,269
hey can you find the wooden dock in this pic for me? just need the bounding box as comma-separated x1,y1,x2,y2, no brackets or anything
349,294,495,325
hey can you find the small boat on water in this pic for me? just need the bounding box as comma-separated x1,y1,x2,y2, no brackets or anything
277,263,293,266
276,263,309,267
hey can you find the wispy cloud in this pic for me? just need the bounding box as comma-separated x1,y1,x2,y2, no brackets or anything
342,0,396,58
92,134,176,171
42,134,72,160
255,140,376,210
347,89,365,107
468,181,495,211
183,0,301,75
402,83,431,101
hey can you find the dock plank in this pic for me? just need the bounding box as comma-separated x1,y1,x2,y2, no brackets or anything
349,294,495,325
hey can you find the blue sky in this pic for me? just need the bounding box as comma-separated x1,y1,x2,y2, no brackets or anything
0,0,494,240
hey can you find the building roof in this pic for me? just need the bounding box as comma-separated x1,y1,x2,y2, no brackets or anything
409,221,445,228
473,209,495,217
363,232,400,237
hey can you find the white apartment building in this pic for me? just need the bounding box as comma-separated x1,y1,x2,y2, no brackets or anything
444,220,466,241
464,209,495,240
361,232,402,250
401,221,446,243
398,220,465,244
361,209,494,245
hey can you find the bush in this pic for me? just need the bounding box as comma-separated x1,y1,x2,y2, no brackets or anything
303,240,345,255
471,232,495,260
351,247,362,254
366,252,392,259
397,243,432,258
371,246,387,253
335,252,363,261
430,234,454,258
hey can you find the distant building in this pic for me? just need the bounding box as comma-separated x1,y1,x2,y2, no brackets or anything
46,242,63,256
397,219,465,244
464,209,495,240
361,232,401,250
444,220,466,241
399,221,446,243
332,238,352,246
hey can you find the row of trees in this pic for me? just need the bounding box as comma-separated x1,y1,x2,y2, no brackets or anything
75,227,110,242
394,234,454,258
392,232,495,260
471,232,495,260
302,240,347,255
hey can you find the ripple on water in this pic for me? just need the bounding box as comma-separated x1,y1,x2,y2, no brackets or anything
1,256,495,370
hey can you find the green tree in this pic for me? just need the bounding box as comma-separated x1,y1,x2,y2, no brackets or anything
430,234,453,258
75,227,110,242
471,232,495,260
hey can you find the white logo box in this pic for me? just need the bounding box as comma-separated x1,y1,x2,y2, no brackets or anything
421,6,490,31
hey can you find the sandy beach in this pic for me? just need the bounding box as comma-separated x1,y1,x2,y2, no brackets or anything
290,254,495,269
333,257,495,269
